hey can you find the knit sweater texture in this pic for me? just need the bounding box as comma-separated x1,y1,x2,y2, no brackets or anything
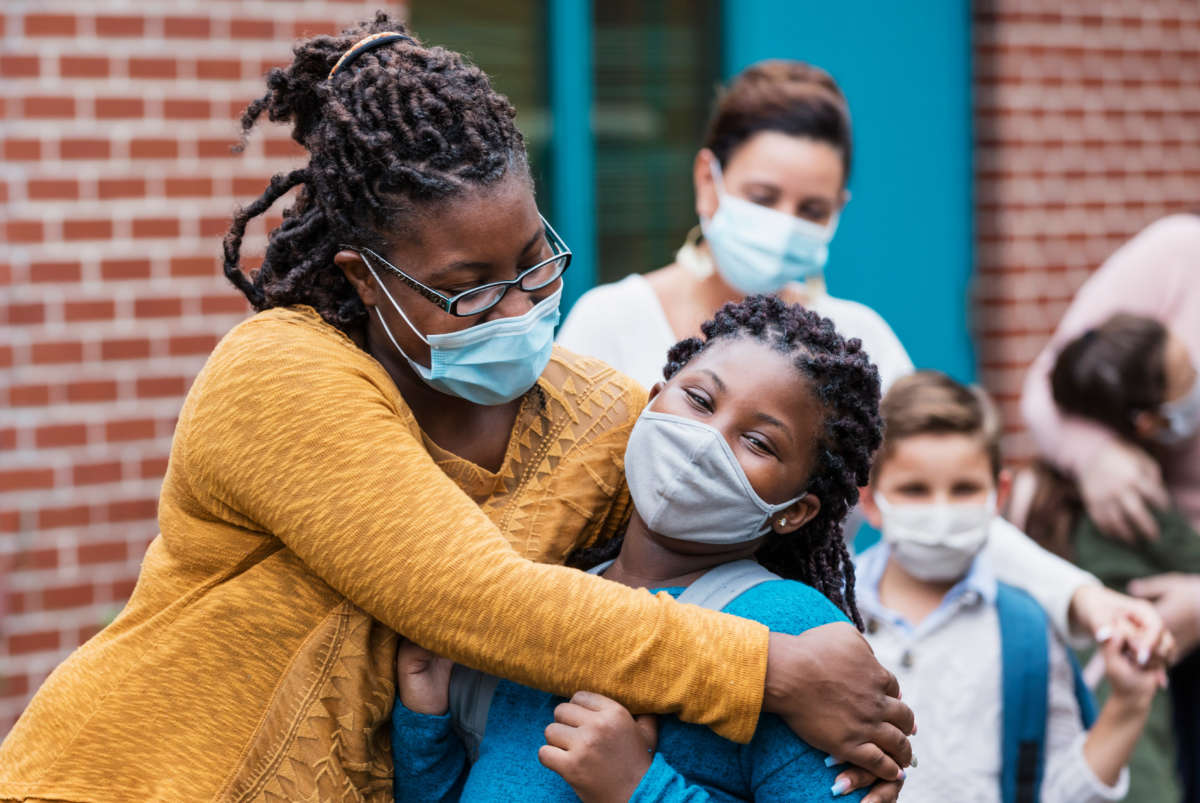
0,306,768,802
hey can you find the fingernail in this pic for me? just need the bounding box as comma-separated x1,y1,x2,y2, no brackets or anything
830,779,851,797
897,769,906,781
1095,626,1112,643
1138,646,1151,666
824,754,840,768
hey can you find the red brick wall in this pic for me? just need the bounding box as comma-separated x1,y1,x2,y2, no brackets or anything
973,0,1200,459
1,1,398,733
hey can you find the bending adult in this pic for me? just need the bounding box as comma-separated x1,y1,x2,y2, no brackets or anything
0,19,912,803
557,60,914,392
557,59,1170,660
1021,213,1200,542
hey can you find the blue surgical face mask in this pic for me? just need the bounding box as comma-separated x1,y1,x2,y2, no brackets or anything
700,159,839,295
364,257,561,406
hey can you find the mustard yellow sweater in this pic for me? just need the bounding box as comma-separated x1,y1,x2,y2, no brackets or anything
0,307,768,802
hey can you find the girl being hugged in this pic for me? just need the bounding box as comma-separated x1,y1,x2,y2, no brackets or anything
394,296,883,802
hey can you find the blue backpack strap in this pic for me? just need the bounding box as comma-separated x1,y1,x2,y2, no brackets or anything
996,582,1049,803
1070,650,1098,729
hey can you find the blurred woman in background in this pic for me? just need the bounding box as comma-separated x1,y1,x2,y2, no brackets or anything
1020,213,1200,801
557,60,913,393
1014,312,1200,803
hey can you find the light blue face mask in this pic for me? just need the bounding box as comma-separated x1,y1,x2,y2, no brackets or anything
365,259,562,406
700,159,839,295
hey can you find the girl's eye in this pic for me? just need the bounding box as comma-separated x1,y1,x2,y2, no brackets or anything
744,434,776,457
685,389,712,411
951,482,985,496
894,483,929,497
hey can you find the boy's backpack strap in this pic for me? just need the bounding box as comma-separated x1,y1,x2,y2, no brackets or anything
1070,649,1098,729
996,582,1050,803
676,559,782,612
447,560,615,763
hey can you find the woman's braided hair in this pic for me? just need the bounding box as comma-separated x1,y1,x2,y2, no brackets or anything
573,295,881,627
223,12,528,335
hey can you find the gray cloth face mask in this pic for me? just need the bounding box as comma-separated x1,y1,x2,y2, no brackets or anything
623,409,806,545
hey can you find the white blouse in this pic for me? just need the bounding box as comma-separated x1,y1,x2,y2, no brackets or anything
557,273,915,393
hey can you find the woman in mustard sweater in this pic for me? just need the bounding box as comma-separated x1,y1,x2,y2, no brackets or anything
0,16,913,802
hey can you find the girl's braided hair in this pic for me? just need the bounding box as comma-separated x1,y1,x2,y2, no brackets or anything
223,12,528,335
573,295,881,628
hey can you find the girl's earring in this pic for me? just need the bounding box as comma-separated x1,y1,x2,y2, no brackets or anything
777,517,787,528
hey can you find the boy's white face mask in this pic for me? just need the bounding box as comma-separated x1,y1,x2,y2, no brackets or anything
874,492,995,582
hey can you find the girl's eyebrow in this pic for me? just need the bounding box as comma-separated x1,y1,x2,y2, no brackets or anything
753,410,793,441
700,369,727,393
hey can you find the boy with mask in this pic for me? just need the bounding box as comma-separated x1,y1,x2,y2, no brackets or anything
856,371,1162,802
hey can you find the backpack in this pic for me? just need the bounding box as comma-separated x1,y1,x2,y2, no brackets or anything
997,581,1098,803
447,559,781,762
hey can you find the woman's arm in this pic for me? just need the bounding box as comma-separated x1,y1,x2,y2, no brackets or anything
179,316,913,767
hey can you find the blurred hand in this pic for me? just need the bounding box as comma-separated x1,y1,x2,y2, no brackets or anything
1100,617,1163,707
538,691,657,803
395,638,453,715
1072,584,1175,666
1077,440,1168,543
764,626,914,782
1129,573,1200,660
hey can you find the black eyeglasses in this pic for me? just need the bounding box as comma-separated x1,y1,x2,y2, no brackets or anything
347,215,572,317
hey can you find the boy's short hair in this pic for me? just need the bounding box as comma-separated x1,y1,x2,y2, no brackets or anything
871,371,1003,482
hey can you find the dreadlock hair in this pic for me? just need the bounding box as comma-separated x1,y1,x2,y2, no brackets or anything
223,12,529,335
570,295,880,629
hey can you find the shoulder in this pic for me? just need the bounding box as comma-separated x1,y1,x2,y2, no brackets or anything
1134,213,1200,248
721,578,849,636
535,346,648,452
205,305,374,379
183,305,410,436
811,295,905,349
541,345,647,410
561,275,657,328
1099,213,1200,279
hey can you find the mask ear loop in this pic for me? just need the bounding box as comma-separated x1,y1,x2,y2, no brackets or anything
359,252,433,346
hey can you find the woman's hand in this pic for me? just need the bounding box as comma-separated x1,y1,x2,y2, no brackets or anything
1101,617,1165,703
764,624,914,791
538,691,658,803
396,638,453,715
1071,583,1175,665
1077,440,1168,543
1129,573,1200,660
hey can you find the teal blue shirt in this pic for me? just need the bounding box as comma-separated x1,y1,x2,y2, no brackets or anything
392,577,866,801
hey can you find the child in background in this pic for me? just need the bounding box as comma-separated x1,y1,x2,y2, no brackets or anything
1012,313,1200,802
391,296,886,801
856,371,1163,802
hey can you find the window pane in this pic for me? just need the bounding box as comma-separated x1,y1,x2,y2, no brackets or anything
593,0,721,284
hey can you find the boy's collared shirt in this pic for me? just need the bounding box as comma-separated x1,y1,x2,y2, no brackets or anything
856,541,1128,803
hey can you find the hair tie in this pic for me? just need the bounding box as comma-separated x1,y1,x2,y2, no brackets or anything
329,32,413,78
